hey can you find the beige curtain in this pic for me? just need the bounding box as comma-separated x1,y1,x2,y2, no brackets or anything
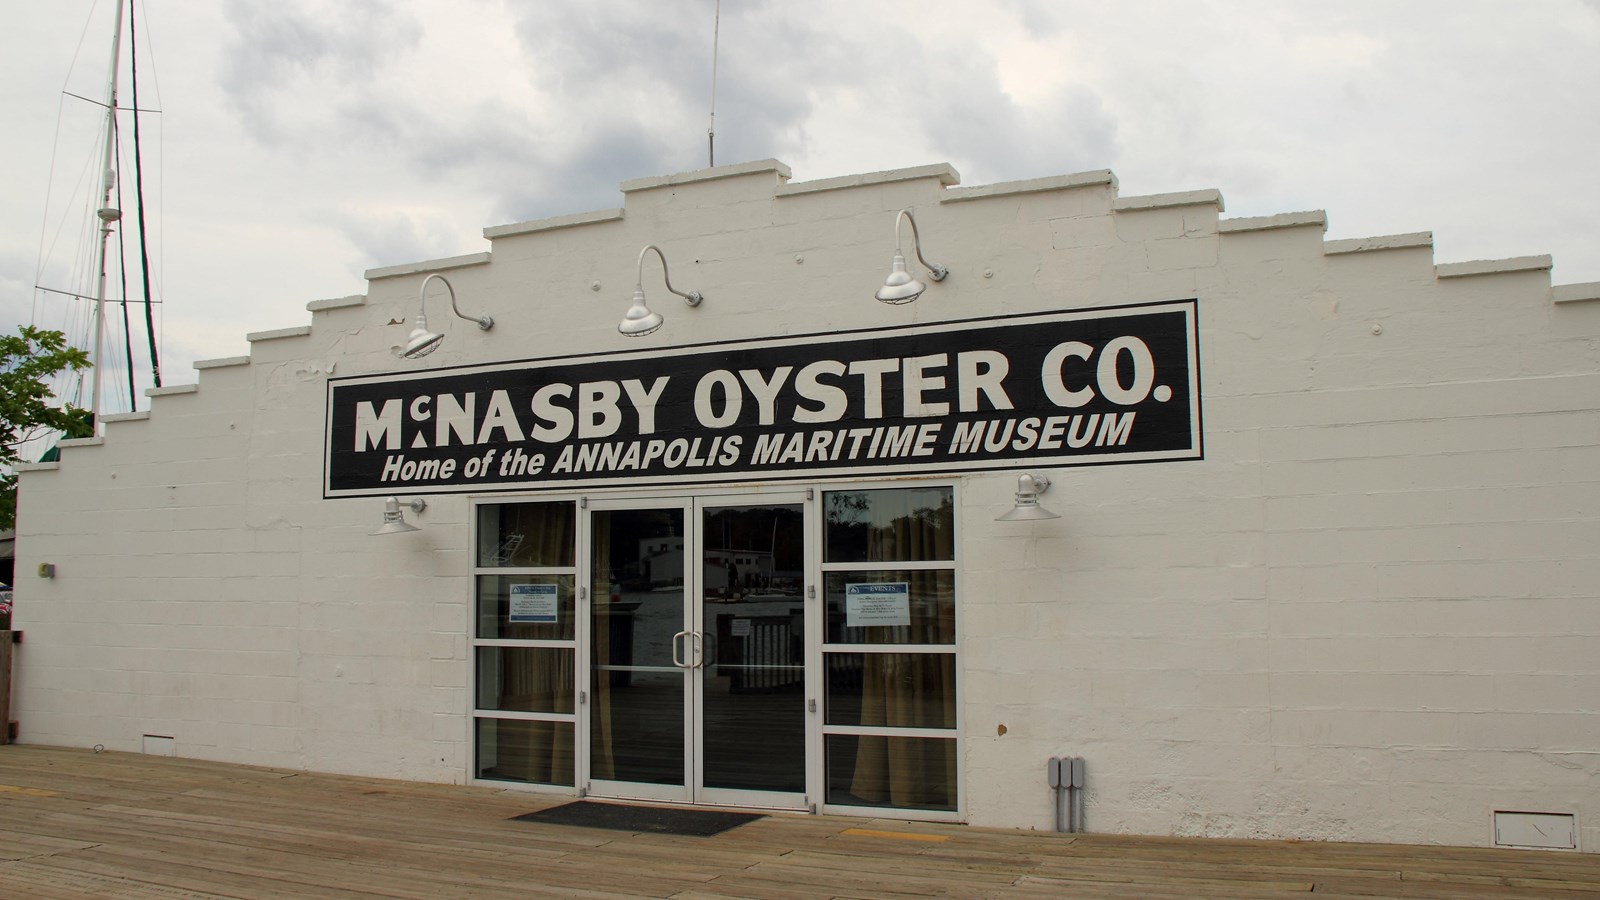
491,502,576,570
484,502,578,785
850,496,957,808
589,511,616,780
498,651,574,784
863,491,954,563
496,720,572,785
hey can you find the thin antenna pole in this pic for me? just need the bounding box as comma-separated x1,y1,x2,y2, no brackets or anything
89,0,127,425
708,0,720,167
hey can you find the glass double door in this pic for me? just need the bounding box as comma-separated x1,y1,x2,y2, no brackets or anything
585,494,811,809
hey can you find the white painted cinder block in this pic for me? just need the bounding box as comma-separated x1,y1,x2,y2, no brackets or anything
11,159,1599,852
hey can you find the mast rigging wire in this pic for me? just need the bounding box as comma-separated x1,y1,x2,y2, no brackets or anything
115,155,138,409
129,0,161,388
33,0,104,326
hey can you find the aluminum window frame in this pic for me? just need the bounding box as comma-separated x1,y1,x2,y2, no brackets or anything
469,496,582,792
818,482,962,820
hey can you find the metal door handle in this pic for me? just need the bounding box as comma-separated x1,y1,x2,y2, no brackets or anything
671,630,689,668
690,631,704,668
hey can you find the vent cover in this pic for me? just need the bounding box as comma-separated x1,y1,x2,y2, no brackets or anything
1493,811,1577,850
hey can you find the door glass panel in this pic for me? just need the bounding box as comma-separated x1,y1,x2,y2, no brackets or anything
476,574,575,640
824,652,956,728
477,502,575,567
590,508,686,787
477,718,575,787
824,487,954,563
701,503,806,793
476,647,575,714
824,570,955,644
825,733,955,811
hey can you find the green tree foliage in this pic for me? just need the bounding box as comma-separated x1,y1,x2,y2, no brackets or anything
1,326,93,530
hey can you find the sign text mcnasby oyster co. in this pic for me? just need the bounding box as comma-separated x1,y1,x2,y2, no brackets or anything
323,299,1202,497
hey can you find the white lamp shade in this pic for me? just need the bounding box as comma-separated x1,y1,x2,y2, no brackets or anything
875,253,927,304
618,290,664,336
401,316,444,359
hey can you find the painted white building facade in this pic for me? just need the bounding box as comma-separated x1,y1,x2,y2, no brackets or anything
12,160,1599,850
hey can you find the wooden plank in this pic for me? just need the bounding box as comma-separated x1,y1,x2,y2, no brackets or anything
1402,868,1600,893
0,860,227,900
1011,877,1299,899
710,866,960,898
741,849,1021,886
839,826,950,842
0,783,60,797
0,831,100,862
1020,869,1315,893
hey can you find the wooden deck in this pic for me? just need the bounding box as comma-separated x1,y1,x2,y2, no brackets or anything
0,746,1595,899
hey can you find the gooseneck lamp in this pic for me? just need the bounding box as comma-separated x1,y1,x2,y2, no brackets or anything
875,208,948,304
996,473,1061,521
619,244,704,336
402,273,495,359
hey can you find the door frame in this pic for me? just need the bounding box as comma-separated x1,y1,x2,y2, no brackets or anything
577,488,818,811
581,495,696,805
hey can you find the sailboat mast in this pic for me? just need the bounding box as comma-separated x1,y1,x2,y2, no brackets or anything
88,0,127,425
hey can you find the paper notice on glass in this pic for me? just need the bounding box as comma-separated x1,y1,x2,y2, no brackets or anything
730,618,752,637
509,583,559,623
845,582,911,627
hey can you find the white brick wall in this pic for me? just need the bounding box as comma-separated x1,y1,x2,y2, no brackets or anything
14,159,1598,850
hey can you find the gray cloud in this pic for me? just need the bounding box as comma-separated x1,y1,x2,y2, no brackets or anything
318,206,459,271
219,1,424,146
0,242,38,333
862,24,1119,182
212,1,1119,229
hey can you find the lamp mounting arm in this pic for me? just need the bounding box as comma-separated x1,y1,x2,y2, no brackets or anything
894,209,948,282
419,273,494,330
637,244,703,307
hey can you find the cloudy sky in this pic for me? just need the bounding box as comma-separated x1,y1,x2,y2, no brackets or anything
1,0,1596,413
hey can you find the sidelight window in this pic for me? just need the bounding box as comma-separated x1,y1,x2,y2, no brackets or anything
472,501,578,787
821,486,958,812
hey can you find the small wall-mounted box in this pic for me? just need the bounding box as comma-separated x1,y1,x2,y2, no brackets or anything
1493,811,1578,850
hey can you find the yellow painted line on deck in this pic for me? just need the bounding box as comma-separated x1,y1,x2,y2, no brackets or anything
841,827,949,843
0,784,61,797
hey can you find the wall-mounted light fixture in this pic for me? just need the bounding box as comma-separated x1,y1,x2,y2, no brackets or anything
402,273,495,359
619,244,703,336
372,497,427,535
875,208,948,304
995,473,1061,521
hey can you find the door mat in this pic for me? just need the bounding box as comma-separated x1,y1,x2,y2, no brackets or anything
511,801,763,837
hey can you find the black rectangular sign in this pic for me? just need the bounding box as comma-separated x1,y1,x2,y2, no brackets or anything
324,299,1201,497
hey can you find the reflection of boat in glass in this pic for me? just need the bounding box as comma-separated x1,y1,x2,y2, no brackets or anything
626,535,686,591
703,547,774,598
703,504,804,602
